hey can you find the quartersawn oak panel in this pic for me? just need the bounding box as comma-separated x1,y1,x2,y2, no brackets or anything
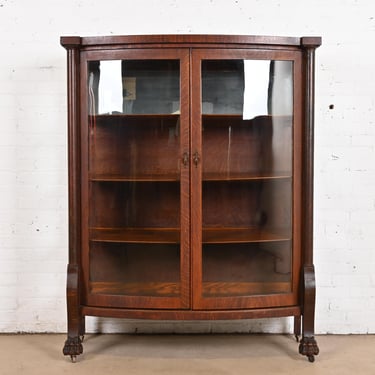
89,227,290,244
91,281,181,297
89,281,290,298
90,114,181,178
202,281,290,297
89,242,181,290
90,181,180,228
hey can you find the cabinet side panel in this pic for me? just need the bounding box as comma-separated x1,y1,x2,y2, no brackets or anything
66,47,81,265
63,43,85,358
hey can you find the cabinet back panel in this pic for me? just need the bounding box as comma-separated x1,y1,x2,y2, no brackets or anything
90,181,180,228
202,115,291,176
202,179,291,231
203,116,272,175
90,116,180,178
202,242,292,297
90,242,180,283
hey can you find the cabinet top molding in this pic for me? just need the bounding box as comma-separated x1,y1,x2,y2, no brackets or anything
60,34,321,49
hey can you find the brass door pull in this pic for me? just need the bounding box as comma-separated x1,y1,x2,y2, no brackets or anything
193,151,200,167
182,152,189,167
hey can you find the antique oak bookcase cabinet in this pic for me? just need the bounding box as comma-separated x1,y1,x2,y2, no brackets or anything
60,34,321,362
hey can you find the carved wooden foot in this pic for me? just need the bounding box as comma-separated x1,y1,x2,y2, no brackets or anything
299,336,319,362
294,315,301,342
63,336,83,362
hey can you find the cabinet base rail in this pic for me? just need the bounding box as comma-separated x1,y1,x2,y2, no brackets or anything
63,305,319,363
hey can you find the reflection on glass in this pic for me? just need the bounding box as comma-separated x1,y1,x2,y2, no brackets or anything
202,60,293,118
201,59,294,297
88,60,180,115
87,59,182,298
243,60,270,119
96,60,123,114
202,60,244,114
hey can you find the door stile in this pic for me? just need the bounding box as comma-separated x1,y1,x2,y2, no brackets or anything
179,49,192,308
190,50,204,309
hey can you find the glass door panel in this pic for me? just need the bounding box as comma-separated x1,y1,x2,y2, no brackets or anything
193,52,298,309
84,53,189,308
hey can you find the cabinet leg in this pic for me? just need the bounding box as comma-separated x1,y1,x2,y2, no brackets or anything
63,336,83,361
79,315,86,343
294,315,301,342
299,265,319,362
63,264,85,361
299,336,319,362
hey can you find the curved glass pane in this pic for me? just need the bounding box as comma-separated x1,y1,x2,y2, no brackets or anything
201,59,293,297
87,59,182,298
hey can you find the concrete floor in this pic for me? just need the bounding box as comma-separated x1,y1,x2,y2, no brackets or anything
0,334,374,374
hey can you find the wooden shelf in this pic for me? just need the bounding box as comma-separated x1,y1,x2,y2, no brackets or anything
90,114,291,125
90,173,180,182
202,172,292,181
91,113,180,124
202,114,292,124
90,281,180,297
90,228,180,244
202,281,291,297
90,227,290,244
203,227,291,243
90,172,290,182
89,280,290,297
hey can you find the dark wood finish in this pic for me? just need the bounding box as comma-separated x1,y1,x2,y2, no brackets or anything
62,41,85,362
201,115,289,178
61,34,321,362
203,281,291,296
89,227,290,244
91,281,181,297
82,305,301,321
299,39,321,362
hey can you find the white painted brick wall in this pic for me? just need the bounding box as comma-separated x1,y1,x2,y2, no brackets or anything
0,0,374,334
